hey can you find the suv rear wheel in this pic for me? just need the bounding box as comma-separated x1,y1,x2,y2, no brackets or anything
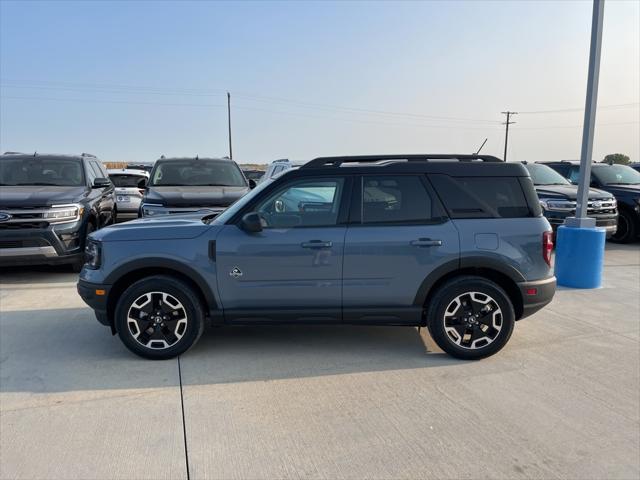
115,275,205,360
427,276,515,360
610,209,637,244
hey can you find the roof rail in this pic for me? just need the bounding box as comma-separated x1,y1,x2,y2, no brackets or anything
2,151,24,155
302,154,503,169
81,152,96,158
272,158,290,163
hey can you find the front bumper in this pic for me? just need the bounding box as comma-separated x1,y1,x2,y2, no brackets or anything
545,213,617,235
0,222,85,267
77,279,111,327
518,276,556,320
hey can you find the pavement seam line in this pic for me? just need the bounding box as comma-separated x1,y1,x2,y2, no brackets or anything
178,356,191,480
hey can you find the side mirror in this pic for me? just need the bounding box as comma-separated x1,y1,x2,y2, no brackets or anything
93,177,111,188
137,177,148,189
239,212,263,233
249,179,257,189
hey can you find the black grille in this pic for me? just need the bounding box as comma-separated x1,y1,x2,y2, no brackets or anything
0,222,49,230
0,239,49,248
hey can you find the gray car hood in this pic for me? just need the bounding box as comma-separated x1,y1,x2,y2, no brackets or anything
92,213,216,242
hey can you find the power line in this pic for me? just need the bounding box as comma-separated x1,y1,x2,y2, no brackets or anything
0,80,501,125
0,95,504,130
518,102,639,114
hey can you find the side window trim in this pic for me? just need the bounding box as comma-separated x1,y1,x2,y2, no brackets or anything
349,174,448,227
231,175,353,228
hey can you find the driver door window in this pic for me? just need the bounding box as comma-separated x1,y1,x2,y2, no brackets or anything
256,178,345,228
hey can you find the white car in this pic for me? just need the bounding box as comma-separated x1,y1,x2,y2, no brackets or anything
107,168,149,221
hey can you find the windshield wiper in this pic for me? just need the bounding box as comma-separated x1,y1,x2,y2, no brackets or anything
606,182,640,185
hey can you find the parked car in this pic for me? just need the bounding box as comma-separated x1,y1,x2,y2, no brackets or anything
126,163,154,173
630,162,640,173
260,158,303,183
139,156,254,218
541,161,640,243
242,169,265,183
108,168,149,221
78,153,556,361
0,152,116,271
521,162,617,237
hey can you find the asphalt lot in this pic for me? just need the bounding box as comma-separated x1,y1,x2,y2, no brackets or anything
1,244,639,480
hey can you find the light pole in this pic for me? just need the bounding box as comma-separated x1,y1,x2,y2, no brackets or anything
227,92,233,160
555,0,606,289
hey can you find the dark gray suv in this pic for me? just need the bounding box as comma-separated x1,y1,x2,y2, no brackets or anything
78,154,556,361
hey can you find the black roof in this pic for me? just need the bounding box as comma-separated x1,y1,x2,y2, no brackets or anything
154,156,235,163
0,152,97,161
292,154,528,177
538,160,613,168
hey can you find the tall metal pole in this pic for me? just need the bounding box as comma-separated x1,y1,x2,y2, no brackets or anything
567,0,605,227
227,92,233,160
501,111,517,161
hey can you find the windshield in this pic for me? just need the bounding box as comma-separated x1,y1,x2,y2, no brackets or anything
110,174,146,187
212,179,274,224
524,164,570,185
592,165,640,185
150,159,247,187
0,158,85,186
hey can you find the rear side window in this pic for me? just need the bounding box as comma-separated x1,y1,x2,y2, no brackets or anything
111,174,146,187
429,175,532,218
361,175,436,224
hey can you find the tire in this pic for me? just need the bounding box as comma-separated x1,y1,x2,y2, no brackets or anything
115,275,205,360
426,276,515,360
70,222,95,273
610,209,638,244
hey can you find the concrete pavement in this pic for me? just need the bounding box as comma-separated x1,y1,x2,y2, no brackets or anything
1,244,638,479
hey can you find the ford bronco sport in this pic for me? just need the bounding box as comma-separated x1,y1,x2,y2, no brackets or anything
78,154,556,360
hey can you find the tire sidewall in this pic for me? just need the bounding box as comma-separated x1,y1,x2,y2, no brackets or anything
115,276,203,360
427,277,515,360
611,210,636,243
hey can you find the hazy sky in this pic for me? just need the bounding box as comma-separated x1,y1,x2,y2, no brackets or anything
1,0,638,164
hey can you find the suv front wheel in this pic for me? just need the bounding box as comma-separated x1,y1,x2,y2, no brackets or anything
115,275,205,360
427,276,515,360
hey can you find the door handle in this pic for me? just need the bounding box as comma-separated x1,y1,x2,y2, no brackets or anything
410,238,442,247
301,240,333,249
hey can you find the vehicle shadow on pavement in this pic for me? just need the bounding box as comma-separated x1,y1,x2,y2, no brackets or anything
0,307,461,394
0,265,78,285
181,323,461,386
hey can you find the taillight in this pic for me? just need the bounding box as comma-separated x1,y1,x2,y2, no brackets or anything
543,231,553,266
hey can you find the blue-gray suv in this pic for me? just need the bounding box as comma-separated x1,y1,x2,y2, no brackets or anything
78,154,556,360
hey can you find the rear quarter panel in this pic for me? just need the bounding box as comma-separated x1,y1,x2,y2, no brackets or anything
453,217,553,281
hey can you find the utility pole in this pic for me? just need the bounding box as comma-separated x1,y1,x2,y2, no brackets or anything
501,111,517,161
227,92,233,160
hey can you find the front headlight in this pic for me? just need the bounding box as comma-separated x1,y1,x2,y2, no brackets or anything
539,199,576,211
141,203,166,217
84,239,102,269
44,204,84,223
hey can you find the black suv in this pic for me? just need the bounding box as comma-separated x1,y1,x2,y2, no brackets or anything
0,152,116,271
522,162,617,237
541,161,640,243
139,157,254,218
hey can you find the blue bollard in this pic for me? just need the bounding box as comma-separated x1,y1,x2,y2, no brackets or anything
555,225,606,288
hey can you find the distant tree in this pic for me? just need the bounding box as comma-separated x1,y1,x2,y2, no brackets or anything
602,153,630,165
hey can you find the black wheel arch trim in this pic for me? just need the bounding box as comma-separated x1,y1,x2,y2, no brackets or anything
104,257,219,314
413,256,526,307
